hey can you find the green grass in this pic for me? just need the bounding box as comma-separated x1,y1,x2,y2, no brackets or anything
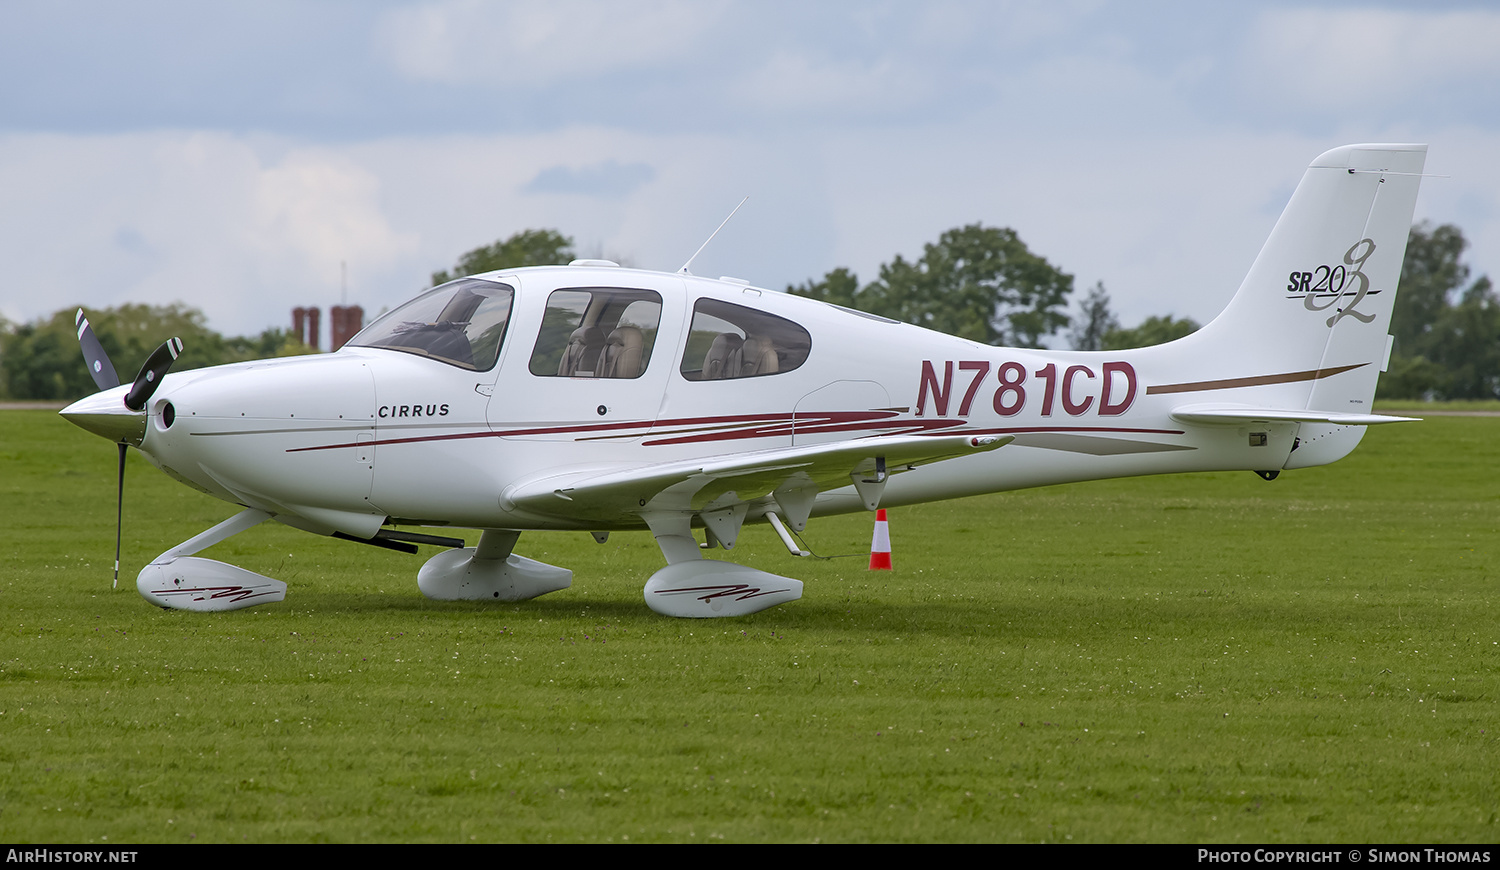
1,411,1496,843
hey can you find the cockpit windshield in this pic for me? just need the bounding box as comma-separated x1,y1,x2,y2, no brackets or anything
347,278,514,371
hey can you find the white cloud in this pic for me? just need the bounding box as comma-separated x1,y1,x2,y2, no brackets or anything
8,1,1500,351
732,52,931,115
251,150,414,269
375,0,727,87
522,160,656,199
1241,8,1500,112
0,133,416,337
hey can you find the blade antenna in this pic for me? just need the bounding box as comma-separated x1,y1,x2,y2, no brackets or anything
114,442,126,588
677,196,748,276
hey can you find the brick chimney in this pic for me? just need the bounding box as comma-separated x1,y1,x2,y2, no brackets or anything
292,306,321,350
330,305,364,351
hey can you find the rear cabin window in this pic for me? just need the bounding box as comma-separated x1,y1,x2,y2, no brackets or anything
528,288,663,379
679,298,811,381
347,278,514,371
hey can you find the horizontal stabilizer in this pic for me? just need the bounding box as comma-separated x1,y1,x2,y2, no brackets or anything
1170,404,1419,427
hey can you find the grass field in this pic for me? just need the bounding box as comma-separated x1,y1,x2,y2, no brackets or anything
1,409,1496,843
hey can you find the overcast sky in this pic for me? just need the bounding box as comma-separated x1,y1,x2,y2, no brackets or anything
3,1,1496,344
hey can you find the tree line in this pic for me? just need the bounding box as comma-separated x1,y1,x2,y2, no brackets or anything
788,228,1202,353
0,306,312,401
1,224,1491,401
1379,223,1499,400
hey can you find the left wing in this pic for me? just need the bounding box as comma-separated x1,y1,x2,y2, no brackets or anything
504,433,1012,533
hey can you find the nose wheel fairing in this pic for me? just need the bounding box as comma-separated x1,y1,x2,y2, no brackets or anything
135,509,286,612
138,557,287,611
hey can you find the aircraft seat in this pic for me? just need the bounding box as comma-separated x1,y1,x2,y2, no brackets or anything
733,335,779,377
701,333,744,379
597,327,644,378
557,326,605,376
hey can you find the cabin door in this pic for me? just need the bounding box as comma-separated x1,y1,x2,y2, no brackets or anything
488,273,686,443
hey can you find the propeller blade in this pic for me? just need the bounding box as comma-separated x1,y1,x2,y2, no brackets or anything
124,337,184,411
74,309,121,391
114,442,126,588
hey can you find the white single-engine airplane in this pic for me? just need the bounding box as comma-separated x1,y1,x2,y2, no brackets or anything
63,143,1427,618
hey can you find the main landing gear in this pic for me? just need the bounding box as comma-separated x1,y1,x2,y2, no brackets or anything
136,511,798,618
639,512,803,618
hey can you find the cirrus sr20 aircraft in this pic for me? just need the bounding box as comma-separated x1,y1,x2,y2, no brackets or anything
62,143,1427,618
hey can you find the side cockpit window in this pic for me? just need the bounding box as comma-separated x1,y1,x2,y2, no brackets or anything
679,298,811,381
529,288,662,379
347,278,513,371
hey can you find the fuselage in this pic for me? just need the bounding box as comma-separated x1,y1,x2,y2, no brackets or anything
70,263,1323,541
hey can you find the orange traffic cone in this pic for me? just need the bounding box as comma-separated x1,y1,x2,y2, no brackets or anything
869,509,892,570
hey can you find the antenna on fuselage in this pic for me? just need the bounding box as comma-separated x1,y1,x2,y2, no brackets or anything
677,196,748,276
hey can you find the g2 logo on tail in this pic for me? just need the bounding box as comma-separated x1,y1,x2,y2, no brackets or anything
1287,238,1379,327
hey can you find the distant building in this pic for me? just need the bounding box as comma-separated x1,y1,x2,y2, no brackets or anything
291,307,321,351
330,305,364,351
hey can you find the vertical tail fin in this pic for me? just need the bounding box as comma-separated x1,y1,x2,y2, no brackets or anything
1163,144,1427,466
1193,143,1426,399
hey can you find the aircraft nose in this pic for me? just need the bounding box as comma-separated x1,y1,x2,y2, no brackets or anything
59,386,147,445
